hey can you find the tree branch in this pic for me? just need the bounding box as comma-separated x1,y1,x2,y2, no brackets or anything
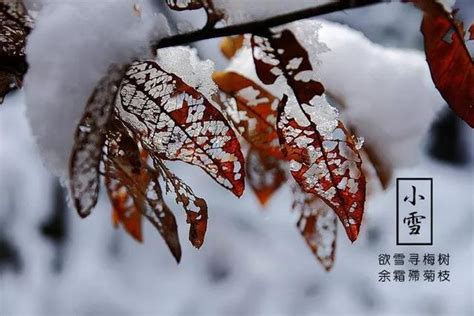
152,0,384,50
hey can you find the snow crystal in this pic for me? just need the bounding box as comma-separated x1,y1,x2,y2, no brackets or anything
156,46,217,98
24,0,169,178
213,0,334,24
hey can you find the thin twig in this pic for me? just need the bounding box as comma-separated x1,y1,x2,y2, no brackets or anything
152,0,384,50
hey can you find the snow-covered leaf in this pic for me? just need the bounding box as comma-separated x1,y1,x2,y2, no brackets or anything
69,65,126,218
278,96,366,242
116,61,245,197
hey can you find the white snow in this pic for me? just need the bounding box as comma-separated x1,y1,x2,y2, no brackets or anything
24,0,169,178
214,0,335,24
157,46,217,98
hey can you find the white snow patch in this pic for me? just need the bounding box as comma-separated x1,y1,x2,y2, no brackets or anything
24,0,169,178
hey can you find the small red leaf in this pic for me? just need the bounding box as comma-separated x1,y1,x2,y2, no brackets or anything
117,61,245,197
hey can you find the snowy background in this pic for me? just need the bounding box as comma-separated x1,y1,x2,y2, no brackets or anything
1,1,473,315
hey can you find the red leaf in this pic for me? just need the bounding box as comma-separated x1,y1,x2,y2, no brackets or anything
246,148,287,206
116,61,245,197
251,29,366,241
154,158,208,249
213,71,283,159
293,185,337,271
407,0,473,127
277,97,366,242
69,65,126,218
251,30,325,104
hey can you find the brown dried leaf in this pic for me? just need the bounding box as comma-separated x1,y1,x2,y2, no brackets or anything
103,119,182,261
154,158,208,249
69,65,126,218
116,61,245,197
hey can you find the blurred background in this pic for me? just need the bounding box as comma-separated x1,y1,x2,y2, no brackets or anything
1,1,473,315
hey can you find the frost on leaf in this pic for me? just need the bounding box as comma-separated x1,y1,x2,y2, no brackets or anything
251,30,325,103
116,61,245,197
103,120,182,261
293,185,337,271
0,0,32,103
278,97,366,242
165,0,223,27
247,148,286,206
213,71,282,159
412,0,474,127
69,65,126,218
153,158,208,249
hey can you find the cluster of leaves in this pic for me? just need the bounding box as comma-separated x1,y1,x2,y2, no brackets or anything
0,0,472,269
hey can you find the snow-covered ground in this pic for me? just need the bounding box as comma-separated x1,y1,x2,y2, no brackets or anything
1,1,473,315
